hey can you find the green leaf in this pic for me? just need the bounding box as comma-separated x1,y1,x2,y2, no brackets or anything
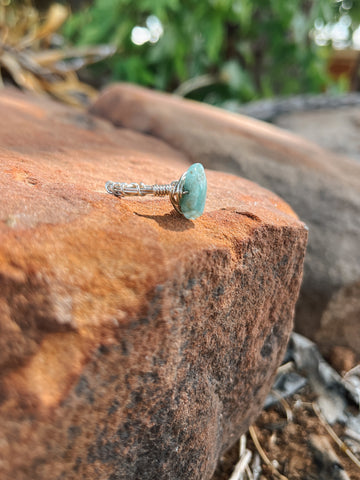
204,15,224,62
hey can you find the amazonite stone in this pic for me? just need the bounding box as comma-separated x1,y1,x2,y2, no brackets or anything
179,163,207,220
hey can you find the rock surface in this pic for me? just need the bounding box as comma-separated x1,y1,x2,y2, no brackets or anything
274,106,360,163
91,83,360,361
0,88,307,480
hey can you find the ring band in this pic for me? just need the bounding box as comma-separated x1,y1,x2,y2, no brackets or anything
105,163,207,220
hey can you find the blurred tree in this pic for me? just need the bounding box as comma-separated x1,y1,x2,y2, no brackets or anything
63,0,360,104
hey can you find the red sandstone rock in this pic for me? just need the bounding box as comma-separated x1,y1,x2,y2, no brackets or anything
0,88,307,480
91,83,360,361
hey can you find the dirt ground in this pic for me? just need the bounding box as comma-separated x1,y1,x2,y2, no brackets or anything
212,387,360,480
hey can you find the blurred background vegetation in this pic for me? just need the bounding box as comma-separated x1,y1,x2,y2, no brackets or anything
1,0,360,107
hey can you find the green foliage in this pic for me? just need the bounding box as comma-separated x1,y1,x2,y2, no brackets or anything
63,0,354,105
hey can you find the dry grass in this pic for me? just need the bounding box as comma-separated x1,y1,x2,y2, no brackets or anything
0,1,114,106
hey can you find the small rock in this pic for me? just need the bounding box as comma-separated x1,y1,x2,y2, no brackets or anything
315,282,360,363
329,346,357,374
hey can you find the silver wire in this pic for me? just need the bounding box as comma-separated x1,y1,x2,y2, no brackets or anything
105,171,188,214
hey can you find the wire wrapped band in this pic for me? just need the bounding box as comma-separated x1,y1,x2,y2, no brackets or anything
105,172,187,215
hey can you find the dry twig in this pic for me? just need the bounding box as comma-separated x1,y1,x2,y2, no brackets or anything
313,402,360,471
270,389,293,422
228,449,252,480
248,425,289,480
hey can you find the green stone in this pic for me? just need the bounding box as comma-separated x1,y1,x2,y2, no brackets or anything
179,163,207,220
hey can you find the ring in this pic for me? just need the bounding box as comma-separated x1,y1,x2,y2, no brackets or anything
105,163,207,220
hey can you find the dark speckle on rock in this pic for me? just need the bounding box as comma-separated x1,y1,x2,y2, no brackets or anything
212,284,225,298
75,375,95,405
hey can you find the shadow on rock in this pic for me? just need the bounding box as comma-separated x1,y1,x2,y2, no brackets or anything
135,211,195,231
